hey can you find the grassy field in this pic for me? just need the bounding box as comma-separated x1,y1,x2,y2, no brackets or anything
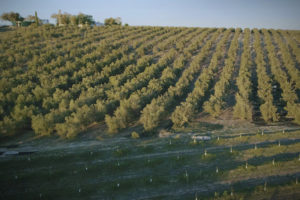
1,127,300,199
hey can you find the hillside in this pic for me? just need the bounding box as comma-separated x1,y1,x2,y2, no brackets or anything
1,25,300,199
0,25,300,138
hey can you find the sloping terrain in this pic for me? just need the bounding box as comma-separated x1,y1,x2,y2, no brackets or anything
0,26,299,138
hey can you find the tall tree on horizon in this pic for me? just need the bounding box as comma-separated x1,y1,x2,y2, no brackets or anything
0,12,24,26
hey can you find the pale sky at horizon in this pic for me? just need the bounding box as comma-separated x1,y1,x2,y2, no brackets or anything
0,0,299,30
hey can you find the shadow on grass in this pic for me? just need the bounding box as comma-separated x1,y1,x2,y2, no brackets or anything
173,121,223,133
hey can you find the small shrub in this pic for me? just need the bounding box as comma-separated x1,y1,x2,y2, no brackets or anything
131,131,140,139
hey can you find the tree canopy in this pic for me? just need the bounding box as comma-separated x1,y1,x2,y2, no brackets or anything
104,17,122,26
1,12,24,25
51,11,95,26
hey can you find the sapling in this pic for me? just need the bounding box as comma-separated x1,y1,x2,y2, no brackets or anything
231,187,234,196
169,140,172,145
272,158,275,166
230,146,233,153
117,161,120,167
195,192,198,200
217,136,220,141
296,177,298,184
282,129,285,134
254,144,257,150
240,133,242,138
78,188,81,193
150,177,152,183
85,167,88,171
264,181,267,191
261,130,264,136
193,138,197,144
204,149,207,156
117,183,120,188
185,170,189,183
278,141,280,147
216,167,219,173
245,161,248,169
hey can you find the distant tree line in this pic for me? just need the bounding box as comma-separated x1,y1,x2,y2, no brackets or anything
1,10,126,27
0,11,40,27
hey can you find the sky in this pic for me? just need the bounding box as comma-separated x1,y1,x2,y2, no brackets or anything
0,0,300,30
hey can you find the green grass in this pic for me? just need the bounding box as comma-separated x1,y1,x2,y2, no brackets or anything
0,129,300,199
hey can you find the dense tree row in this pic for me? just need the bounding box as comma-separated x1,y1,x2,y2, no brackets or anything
0,26,177,136
281,31,300,68
139,28,218,131
171,28,232,127
32,27,197,137
262,29,300,124
272,30,300,89
104,29,212,133
233,28,253,120
253,29,279,122
203,28,241,117
30,28,183,137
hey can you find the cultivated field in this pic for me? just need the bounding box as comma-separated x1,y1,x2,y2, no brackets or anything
0,25,300,199
0,26,299,137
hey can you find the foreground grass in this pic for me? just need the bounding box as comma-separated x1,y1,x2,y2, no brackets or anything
0,129,299,199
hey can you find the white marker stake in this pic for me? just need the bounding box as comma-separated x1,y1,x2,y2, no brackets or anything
264,181,267,191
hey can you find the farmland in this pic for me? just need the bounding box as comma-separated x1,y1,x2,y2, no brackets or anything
0,26,299,137
0,25,300,199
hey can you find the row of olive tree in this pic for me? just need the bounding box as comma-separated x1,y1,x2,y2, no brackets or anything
0,26,158,137
139,28,216,131
30,27,183,137
203,28,241,117
262,29,300,124
170,28,231,128
233,28,253,120
30,27,162,138
253,29,279,122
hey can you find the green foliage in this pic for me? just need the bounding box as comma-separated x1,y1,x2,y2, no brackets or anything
253,29,279,122
104,17,122,26
51,11,95,26
0,12,24,25
203,29,241,117
233,28,253,120
171,28,230,127
131,131,140,139
0,25,299,138
34,11,39,26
